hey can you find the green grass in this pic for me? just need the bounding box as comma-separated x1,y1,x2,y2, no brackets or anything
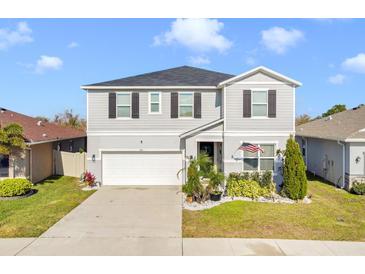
183,176,365,241
0,176,95,238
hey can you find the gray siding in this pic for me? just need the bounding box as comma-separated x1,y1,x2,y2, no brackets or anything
348,142,365,177
304,137,344,186
87,89,222,132
225,72,294,132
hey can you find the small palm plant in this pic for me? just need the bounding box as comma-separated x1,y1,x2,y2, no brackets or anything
207,165,225,201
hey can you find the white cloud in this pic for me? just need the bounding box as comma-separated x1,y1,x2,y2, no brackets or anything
342,53,365,74
0,21,33,50
35,55,63,74
328,74,346,85
67,41,79,48
261,27,304,54
153,18,232,53
188,56,210,65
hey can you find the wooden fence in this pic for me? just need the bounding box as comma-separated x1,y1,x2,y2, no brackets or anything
53,150,87,178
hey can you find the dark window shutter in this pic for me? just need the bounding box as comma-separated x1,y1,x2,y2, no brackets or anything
108,92,116,118
131,92,139,119
268,90,276,118
194,92,202,118
171,92,178,118
243,90,251,118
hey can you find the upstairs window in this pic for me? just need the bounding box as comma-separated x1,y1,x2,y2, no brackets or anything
116,93,131,118
149,92,161,114
252,90,268,117
179,92,193,117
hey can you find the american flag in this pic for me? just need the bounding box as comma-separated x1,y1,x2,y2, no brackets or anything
239,143,264,153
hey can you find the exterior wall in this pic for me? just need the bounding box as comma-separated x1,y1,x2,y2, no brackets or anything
225,72,294,132
87,89,222,132
31,142,53,183
300,137,344,187
223,134,290,186
347,142,365,188
53,137,87,153
8,149,30,179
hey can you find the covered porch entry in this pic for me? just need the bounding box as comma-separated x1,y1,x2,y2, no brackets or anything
198,141,223,171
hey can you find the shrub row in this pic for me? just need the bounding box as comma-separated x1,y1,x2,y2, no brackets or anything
227,171,273,188
0,178,33,197
226,178,272,199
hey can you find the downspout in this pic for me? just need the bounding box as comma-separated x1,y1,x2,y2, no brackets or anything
337,140,345,188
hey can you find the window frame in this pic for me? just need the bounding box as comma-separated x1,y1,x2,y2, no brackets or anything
0,154,9,178
148,91,162,114
251,89,269,118
178,92,194,118
116,92,132,119
242,143,276,172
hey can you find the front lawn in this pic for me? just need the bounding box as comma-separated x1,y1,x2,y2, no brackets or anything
183,176,365,241
0,176,94,238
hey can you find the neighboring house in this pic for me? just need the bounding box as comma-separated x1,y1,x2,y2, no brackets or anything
0,108,86,183
82,66,300,186
296,106,365,190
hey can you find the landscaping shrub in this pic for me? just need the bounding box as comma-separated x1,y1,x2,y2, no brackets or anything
0,178,32,197
182,158,204,202
226,178,271,199
250,171,260,183
282,136,307,200
260,170,273,188
82,171,96,187
352,181,365,195
207,165,225,194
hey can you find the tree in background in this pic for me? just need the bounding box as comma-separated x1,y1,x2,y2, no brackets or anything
322,104,346,118
295,114,311,126
282,136,307,200
34,116,50,123
53,109,86,130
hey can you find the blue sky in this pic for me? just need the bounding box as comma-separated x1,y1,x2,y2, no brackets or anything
1,18,364,119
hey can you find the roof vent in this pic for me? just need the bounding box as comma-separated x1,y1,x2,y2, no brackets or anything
325,115,333,121
42,133,47,137
37,121,42,126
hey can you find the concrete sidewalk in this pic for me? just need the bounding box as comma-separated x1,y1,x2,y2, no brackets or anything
183,238,365,256
2,237,365,255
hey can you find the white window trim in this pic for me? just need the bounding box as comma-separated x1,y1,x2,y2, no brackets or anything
148,91,162,114
116,92,132,119
242,143,276,172
178,92,194,119
251,89,268,118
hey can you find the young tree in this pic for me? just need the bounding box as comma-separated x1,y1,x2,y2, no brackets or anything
53,109,86,130
283,136,307,200
322,104,346,118
295,114,311,126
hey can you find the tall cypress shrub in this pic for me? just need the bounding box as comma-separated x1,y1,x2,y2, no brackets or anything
283,136,307,200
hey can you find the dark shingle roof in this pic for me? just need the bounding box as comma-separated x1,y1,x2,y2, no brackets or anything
85,66,234,87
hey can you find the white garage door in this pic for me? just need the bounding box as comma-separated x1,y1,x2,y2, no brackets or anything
102,151,183,185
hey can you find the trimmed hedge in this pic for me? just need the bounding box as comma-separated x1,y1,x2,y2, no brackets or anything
226,175,273,199
0,178,33,197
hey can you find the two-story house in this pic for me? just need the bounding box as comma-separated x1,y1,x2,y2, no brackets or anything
82,66,301,186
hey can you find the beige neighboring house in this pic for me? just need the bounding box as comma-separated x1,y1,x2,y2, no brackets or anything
0,108,86,183
296,105,365,190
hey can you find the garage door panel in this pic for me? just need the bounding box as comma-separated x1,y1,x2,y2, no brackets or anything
102,152,182,185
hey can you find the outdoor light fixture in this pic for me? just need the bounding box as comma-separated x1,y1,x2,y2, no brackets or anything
92,154,96,162
355,156,361,164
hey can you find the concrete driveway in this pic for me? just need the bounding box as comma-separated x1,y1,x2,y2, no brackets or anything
17,186,183,255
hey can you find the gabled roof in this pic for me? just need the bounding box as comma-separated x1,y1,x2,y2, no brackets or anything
82,66,234,89
296,106,365,142
0,108,86,144
217,66,302,88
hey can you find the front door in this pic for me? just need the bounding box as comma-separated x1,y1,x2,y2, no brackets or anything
199,142,214,159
